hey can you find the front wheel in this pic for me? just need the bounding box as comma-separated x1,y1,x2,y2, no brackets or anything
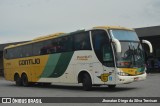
82,73,92,91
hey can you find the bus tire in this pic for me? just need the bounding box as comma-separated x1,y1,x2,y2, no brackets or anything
14,74,22,86
82,73,92,91
108,85,116,89
21,74,29,87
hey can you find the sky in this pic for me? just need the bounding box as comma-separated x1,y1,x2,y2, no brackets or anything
0,0,160,44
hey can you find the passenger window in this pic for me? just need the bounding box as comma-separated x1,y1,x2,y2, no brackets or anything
74,32,91,50
40,40,53,55
40,36,73,55
21,45,32,57
60,36,73,52
33,42,44,55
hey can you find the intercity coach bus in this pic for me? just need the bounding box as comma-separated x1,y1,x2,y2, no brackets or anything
3,26,153,90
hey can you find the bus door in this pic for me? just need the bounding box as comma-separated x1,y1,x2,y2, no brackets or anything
91,30,116,84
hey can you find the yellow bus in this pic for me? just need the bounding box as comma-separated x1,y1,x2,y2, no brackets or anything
3,26,153,90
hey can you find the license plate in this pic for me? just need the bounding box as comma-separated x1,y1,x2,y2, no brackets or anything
134,77,139,81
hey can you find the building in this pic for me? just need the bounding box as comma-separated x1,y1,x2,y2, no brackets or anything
135,26,160,54
135,26,160,72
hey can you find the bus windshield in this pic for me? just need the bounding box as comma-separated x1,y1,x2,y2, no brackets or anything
110,30,145,68
110,30,139,41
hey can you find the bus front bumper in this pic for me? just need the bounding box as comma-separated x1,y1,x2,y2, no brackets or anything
116,72,147,84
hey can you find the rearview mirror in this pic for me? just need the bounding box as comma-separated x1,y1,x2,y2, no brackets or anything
142,40,153,53
112,38,121,53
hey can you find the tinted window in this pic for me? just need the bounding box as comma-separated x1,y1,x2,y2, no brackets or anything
21,45,32,57
92,30,114,67
40,40,53,55
17,47,22,58
5,44,33,59
60,36,73,52
74,32,91,50
33,42,44,55
40,36,73,55
5,35,73,59
7,49,14,59
40,39,62,54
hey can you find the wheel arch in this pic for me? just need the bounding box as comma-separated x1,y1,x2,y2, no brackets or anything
21,72,27,77
14,72,20,81
77,70,93,83
21,71,31,81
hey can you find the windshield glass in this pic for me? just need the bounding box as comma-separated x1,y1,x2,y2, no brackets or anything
110,30,145,68
110,29,139,41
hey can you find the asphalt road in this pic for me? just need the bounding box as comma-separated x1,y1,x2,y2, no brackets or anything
0,73,160,106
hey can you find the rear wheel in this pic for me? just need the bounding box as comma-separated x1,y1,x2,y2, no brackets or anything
82,73,92,91
14,74,22,86
21,74,29,87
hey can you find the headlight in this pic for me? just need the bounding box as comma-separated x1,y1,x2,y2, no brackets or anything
117,70,129,76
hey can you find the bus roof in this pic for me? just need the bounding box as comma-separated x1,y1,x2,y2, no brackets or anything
5,32,65,49
32,32,65,41
4,26,133,49
93,26,133,31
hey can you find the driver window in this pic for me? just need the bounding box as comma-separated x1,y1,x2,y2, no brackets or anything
92,30,114,67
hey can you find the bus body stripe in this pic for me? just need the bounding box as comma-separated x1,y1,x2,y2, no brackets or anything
40,52,74,78
40,53,61,78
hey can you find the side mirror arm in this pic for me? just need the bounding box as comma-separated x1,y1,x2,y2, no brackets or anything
142,40,153,53
112,38,121,53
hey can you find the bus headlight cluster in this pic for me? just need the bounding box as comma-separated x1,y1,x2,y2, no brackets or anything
117,71,129,76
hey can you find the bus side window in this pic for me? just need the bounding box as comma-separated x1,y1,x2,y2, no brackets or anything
41,40,53,54
4,49,7,59
21,44,32,57
60,36,73,52
74,32,91,51
41,38,62,54
50,39,59,53
33,42,44,55
9,49,14,59
7,49,10,59
18,47,22,57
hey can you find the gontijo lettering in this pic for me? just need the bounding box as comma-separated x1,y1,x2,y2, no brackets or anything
19,58,40,65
